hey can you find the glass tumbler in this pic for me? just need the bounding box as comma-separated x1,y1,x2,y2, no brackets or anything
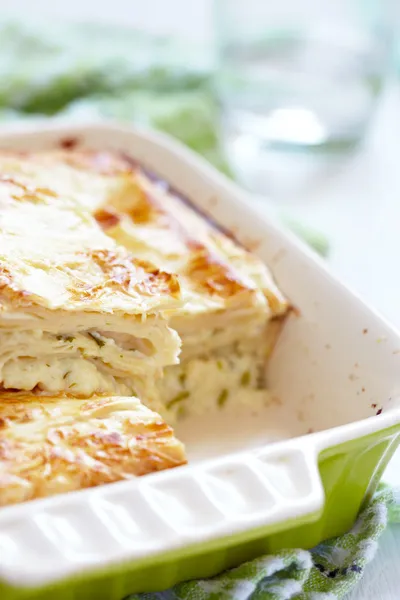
214,0,391,195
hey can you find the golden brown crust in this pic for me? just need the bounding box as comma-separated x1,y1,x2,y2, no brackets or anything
0,147,286,317
0,394,187,506
67,249,180,304
86,152,287,314
95,177,258,302
0,167,182,314
93,207,121,230
122,181,162,225
185,245,252,299
0,173,58,203
0,264,33,307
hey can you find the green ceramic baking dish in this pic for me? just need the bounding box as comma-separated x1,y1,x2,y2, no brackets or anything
0,122,399,600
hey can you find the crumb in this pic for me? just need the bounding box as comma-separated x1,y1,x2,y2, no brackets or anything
297,409,305,422
325,344,331,350
371,403,377,409
302,393,315,404
362,387,366,393
354,363,359,368
393,350,400,355
207,196,218,207
363,328,368,335
242,238,262,252
376,408,383,415
59,136,80,149
271,248,287,264
270,396,283,406
349,373,359,382
291,305,301,317
307,428,314,434
228,226,239,238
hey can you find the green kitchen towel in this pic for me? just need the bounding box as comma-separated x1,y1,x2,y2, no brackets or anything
129,485,397,600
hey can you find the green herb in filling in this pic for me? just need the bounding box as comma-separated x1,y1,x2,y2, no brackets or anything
88,332,106,348
216,359,223,370
241,370,251,386
56,335,75,343
217,389,229,408
177,406,187,420
179,372,187,386
166,391,190,410
63,371,71,380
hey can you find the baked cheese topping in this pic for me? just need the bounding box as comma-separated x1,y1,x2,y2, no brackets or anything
0,148,288,406
0,393,187,506
11,149,287,355
0,155,183,398
0,171,180,313
0,147,289,507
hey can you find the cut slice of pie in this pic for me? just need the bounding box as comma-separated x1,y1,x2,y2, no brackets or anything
40,149,289,419
0,393,187,507
0,160,182,406
0,148,289,421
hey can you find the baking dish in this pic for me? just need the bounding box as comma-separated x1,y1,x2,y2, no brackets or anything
0,122,399,600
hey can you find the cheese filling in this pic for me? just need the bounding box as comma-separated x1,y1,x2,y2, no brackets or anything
0,315,180,405
0,149,289,421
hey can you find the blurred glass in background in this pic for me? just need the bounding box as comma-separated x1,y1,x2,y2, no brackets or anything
215,0,392,196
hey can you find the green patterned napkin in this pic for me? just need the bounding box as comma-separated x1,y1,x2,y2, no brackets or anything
130,486,397,600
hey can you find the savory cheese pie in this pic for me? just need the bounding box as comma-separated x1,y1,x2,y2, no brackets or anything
0,147,288,505
33,149,288,418
0,161,181,407
0,393,186,506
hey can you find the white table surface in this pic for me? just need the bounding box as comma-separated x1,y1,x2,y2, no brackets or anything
251,82,400,600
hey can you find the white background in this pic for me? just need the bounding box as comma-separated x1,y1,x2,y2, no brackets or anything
0,0,399,597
